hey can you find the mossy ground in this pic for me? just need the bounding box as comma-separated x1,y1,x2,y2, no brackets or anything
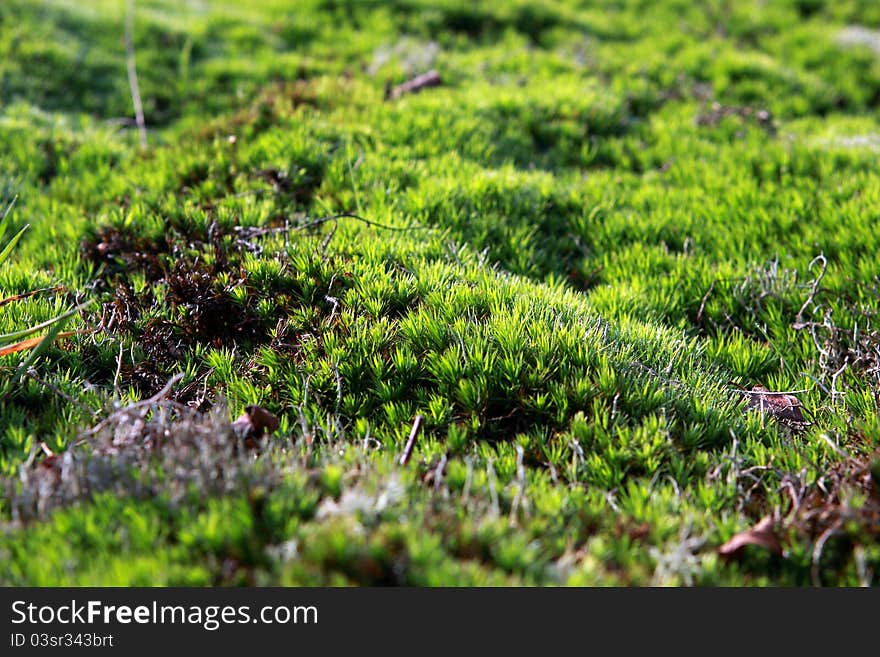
1,0,879,585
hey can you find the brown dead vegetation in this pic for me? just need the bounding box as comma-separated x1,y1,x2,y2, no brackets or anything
787,447,880,583
719,438,879,584
696,102,776,134
5,395,284,523
81,225,167,281
79,220,346,398
193,78,321,143
741,385,807,424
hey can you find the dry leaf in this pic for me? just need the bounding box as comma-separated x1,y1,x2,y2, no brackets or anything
743,385,805,423
0,331,76,357
718,516,783,558
0,285,64,308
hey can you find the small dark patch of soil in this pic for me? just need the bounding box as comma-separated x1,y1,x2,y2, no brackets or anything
165,262,262,347
696,102,776,134
81,225,168,282
252,165,323,206
80,220,349,397
194,78,320,143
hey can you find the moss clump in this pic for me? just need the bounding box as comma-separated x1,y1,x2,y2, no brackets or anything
1,0,879,586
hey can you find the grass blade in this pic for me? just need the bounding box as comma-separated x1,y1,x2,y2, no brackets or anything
0,300,92,342
1,313,82,398
0,194,18,236
0,331,76,357
0,223,29,266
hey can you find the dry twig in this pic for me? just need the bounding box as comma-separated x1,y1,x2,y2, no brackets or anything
125,0,147,148
385,70,442,100
398,414,424,466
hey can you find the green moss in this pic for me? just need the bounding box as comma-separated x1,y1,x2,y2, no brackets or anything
1,0,879,586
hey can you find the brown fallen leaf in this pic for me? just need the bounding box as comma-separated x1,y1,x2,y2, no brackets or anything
0,331,76,357
232,404,280,448
0,285,64,308
718,516,783,558
743,385,805,423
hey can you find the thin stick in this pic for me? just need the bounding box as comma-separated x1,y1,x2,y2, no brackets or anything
0,285,65,308
398,414,424,466
817,432,851,460
733,388,811,396
113,340,125,395
801,373,831,396
320,219,338,259
145,371,186,404
125,0,147,148
386,70,443,100
696,280,715,325
461,457,474,505
795,254,827,324
78,372,186,439
24,368,99,417
487,459,500,517
631,360,684,389
829,359,849,398
509,445,528,523
433,452,448,494
333,358,343,417
237,212,431,239
324,294,340,324
811,517,844,587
